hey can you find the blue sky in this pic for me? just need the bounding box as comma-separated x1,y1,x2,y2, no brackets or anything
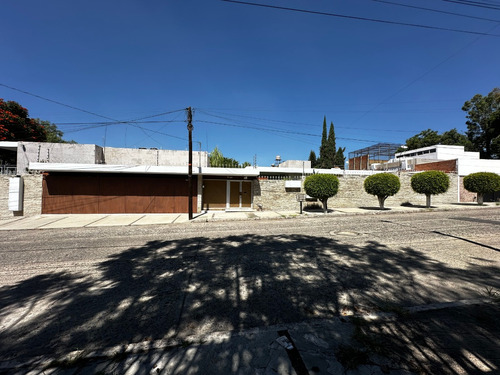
1,0,499,166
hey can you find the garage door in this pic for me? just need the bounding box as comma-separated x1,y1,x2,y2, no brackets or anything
42,173,197,214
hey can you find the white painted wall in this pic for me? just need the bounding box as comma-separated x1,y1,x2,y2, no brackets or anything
104,147,209,167
458,159,500,176
17,142,102,174
279,160,311,169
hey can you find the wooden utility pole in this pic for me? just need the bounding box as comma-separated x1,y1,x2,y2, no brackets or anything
187,107,193,220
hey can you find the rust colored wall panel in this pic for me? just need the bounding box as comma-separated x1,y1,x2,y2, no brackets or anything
415,159,457,173
203,180,226,210
99,196,126,213
241,181,252,207
72,195,99,213
42,173,195,214
230,181,240,207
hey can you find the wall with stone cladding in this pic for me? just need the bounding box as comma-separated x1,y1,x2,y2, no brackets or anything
0,174,43,219
459,176,477,203
0,177,8,219
255,172,460,211
253,179,301,211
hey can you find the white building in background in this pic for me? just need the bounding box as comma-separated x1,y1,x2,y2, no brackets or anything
373,144,500,175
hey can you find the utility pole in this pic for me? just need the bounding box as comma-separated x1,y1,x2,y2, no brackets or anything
187,107,193,220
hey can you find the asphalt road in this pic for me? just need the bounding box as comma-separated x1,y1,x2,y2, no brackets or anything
1,208,499,364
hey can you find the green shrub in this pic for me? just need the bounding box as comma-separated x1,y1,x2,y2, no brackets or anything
304,174,339,213
411,171,450,208
464,172,500,205
364,173,400,209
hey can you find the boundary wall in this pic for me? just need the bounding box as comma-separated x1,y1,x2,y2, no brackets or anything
254,172,460,211
0,172,468,219
0,174,43,220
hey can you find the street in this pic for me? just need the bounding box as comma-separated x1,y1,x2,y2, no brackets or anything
0,208,499,373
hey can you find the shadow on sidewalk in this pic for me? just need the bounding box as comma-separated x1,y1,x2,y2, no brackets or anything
1,234,499,373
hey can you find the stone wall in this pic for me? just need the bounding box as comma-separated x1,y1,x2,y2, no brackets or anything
459,176,477,203
255,172,460,211
253,179,300,211
0,174,43,220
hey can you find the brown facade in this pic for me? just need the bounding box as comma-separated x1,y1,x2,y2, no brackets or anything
415,159,457,173
202,179,252,210
349,155,369,170
42,173,196,214
202,180,227,209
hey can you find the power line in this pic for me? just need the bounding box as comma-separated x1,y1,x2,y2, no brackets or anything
130,124,187,142
198,109,425,133
221,0,500,37
0,83,118,122
197,120,385,143
441,0,500,10
0,82,186,146
55,120,183,126
0,82,184,124
372,0,500,22
346,20,500,127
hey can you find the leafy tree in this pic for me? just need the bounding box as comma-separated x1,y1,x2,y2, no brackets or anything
411,171,450,208
463,87,500,159
440,128,473,150
399,128,473,152
334,147,346,169
0,99,46,141
463,172,500,205
404,129,441,151
0,99,72,145
304,174,339,213
209,146,247,167
308,150,318,168
209,146,224,166
40,120,64,143
364,173,400,209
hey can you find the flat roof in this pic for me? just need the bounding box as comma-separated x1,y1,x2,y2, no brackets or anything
0,141,19,151
29,163,260,176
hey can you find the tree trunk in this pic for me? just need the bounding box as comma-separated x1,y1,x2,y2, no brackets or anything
322,199,328,213
378,196,386,209
426,194,431,208
477,193,484,205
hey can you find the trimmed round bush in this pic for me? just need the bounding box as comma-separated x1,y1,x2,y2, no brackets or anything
464,172,500,205
364,173,400,209
304,174,339,213
411,170,450,208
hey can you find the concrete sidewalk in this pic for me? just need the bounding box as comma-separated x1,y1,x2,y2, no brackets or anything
4,301,499,375
0,203,496,230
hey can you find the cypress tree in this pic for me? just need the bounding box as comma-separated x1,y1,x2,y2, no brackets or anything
319,116,327,167
323,122,336,169
334,147,346,169
308,150,318,168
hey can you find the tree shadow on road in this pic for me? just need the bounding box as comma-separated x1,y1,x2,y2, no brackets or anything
1,233,499,373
